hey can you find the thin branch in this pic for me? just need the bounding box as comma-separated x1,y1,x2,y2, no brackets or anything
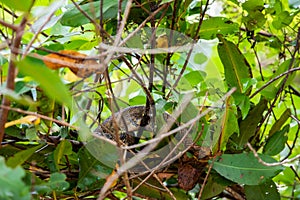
250,67,300,99
0,105,78,129
198,157,215,199
0,19,18,31
247,142,300,166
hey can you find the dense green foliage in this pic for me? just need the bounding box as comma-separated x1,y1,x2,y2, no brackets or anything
0,0,300,199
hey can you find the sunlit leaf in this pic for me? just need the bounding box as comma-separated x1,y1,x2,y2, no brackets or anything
272,11,299,29
200,17,239,39
217,35,252,93
17,58,72,108
233,93,250,120
61,0,127,27
212,152,284,185
0,0,33,11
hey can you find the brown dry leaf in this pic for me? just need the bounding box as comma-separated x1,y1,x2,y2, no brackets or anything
105,164,119,189
43,50,98,78
157,172,175,181
178,163,201,191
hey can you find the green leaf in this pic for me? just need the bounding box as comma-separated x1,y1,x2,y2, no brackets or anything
178,70,205,90
232,98,268,148
199,17,239,39
193,53,207,64
217,35,252,93
6,144,44,168
245,180,280,200
61,0,127,27
233,93,250,120
201,172,233,199
269,109,291,137
242,0,264,12
214,96,239,152
17,58,72,108
212,152,284,185
53,140,73,170
263,125,289,156
272,11,297,29
0,0,33,11
77,147,112,190
48,173,69,192
0,157,30,200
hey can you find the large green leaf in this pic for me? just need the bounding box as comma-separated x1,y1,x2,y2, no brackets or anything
0,0,33,11
17,58,72,108
77,147,112,190
231,98,268,148
245,180,280,200
212,152,284,185
269,108,291,137
61,0,127,27
199,17,239,39
6,144,44,168
263,125,289,156
217,35,252,93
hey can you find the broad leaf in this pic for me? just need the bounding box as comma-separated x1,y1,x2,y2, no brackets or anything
6,144,44,168
263,125,289,156
269,109,291,137
61,0,127,27
212,152,284,185
233,93,250,120
217,35,252,93
48,173,69,192
245,180,280,200
0,0,33,11
201,173,233,199
200,17,239,39
17,58,72,108
231,98,268,148
77,147,113,190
